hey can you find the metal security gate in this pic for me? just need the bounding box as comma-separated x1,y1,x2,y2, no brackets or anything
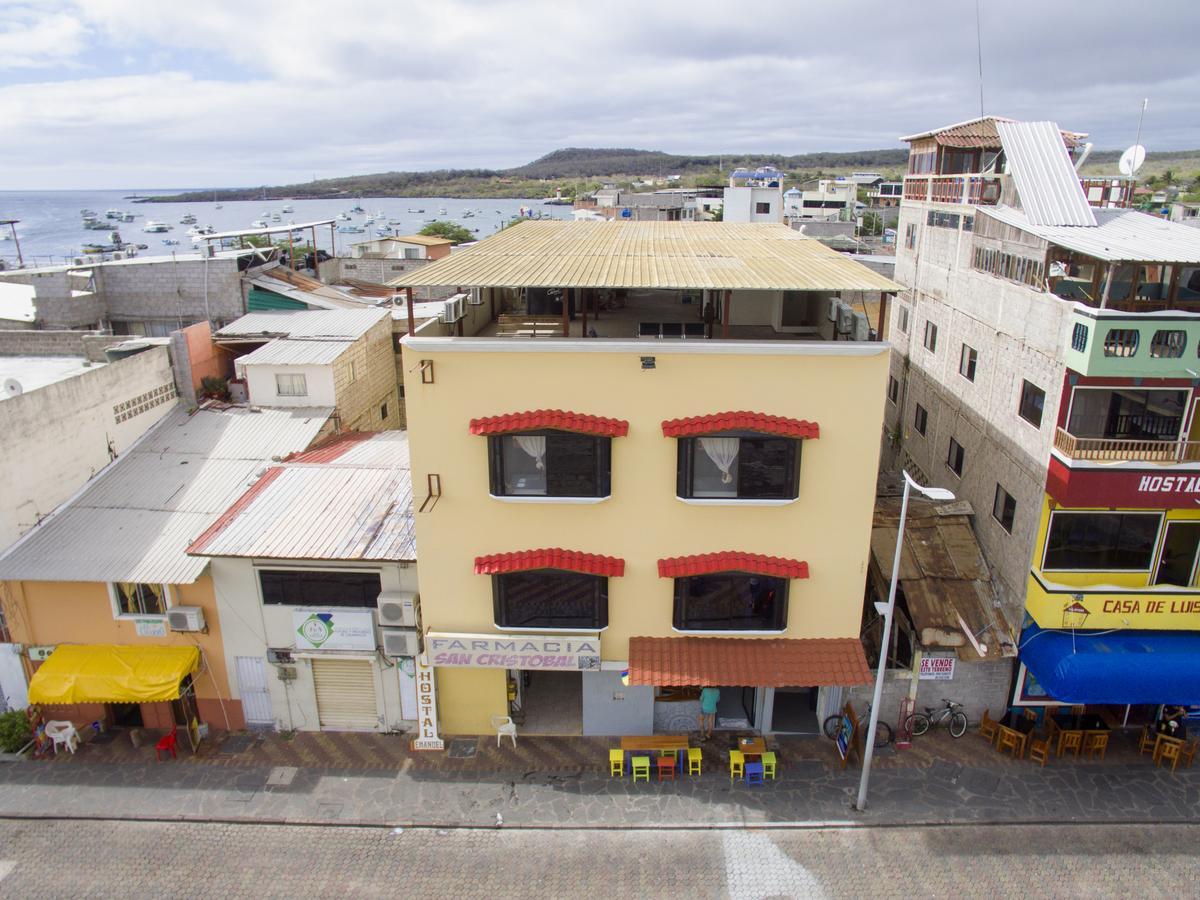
235,656,274,726
311,658,379,731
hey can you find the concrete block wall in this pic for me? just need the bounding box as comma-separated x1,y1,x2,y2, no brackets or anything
332,316,401,432
97,257,247,326
0,330,133,360
847,655,1015,729
326,257,433,287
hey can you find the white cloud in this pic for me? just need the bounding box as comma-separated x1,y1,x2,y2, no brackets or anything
0,7,88,69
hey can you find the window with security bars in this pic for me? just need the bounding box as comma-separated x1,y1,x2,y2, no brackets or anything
1103,329,1139,357
1150,330,1186,359
1071,322,1089,352
488,431,611,498
492,570,608,630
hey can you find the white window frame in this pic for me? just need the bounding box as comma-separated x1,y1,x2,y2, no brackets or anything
108,582,171,620
275,372,308,397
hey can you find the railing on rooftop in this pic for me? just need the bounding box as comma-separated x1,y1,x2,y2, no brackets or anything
1053,426,1200,463
904,174,1132,209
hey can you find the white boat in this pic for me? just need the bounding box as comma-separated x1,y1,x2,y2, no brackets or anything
281,204,294,213
121,212,137,222
105,208,122,219
337,212,351,221
142,220,171,233
271,213,282,222
250,219,268,228
438,207,447,215
180,213,197,225
80,208,97,217
336,225,366,234
350,204,365,213
162,239,180,246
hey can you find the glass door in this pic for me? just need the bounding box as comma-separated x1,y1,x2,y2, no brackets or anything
1153,522,1200,586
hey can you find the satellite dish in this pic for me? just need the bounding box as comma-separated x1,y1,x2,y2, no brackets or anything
3,378,23,398
1119,144,1146,176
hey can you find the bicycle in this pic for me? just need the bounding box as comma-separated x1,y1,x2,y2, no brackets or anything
823,704,893,748
905,698,969,738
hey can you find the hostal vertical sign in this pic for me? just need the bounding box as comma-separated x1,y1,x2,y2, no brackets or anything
411,654,443,751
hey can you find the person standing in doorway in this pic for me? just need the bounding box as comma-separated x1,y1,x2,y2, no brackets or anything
699,686,721,739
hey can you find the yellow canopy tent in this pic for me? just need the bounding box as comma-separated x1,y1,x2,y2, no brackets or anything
28,644,200,705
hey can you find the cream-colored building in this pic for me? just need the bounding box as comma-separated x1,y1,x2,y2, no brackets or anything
394,220,899,738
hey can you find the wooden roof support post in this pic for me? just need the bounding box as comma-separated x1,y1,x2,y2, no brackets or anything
406,286,415,337
722,289,731,339
877,292,890,341
9,223,23,268
1168,263,1182,303
562,287,570,337
287,231,296,271
581,286,588,336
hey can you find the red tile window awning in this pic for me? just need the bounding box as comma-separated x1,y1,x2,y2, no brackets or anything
627,636,871,688
657,552,809,580
469,410,629,438
660,411,818,439
474,549,625,577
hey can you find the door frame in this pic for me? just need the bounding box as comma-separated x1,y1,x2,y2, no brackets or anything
1152,520,1200,587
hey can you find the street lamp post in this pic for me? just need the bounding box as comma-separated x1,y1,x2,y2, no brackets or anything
855,470,955,812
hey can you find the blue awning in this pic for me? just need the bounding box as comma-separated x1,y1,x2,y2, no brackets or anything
1021,624,1200,705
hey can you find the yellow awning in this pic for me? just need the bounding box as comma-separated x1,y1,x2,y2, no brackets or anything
28,644,200,705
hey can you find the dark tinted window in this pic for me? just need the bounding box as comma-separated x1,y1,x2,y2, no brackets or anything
489,431,611,498
992,484,1016,534
1019,381,1045,428
493,570,608,629
914,404,928,436
677,433,800,500
947,437,965,476
1043,512,1159,571
260,570,382,607
673,572,788,631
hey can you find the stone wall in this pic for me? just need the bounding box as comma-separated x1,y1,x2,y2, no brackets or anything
331,315,401,432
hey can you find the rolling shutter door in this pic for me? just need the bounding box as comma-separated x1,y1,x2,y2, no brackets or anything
311,658,378,730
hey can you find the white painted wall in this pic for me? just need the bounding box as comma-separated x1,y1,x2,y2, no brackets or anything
241,363,336,408
209,557,417,732
722,186,783,223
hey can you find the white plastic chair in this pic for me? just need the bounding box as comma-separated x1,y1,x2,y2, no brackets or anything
491,715,517,748
45,720,79,755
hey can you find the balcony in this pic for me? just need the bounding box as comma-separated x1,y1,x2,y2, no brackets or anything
1063,306,1200,378
1053,427,1200,463
902,174,1003,205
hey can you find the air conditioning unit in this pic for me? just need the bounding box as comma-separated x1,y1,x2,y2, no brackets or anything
465,288,484,307
439,296,465,323
851,310,870,341
380,628,419,657
376,590,417,627
836,302,854,334
167,606,206,632
827,296,840,322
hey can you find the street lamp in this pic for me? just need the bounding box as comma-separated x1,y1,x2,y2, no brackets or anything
855,470,954,812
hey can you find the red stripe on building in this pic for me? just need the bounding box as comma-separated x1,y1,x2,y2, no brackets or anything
660,411,819,439
657,551,809,579
187,467,285,554
474,549,625,577
468,410,629,437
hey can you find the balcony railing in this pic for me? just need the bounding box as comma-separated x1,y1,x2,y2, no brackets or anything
902,175,1003,205
1054,426,1200,462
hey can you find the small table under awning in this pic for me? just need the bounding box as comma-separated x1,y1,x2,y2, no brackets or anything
28,644,200,705
626,636,870,688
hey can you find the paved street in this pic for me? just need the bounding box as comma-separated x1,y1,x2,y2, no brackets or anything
0,818,1195,898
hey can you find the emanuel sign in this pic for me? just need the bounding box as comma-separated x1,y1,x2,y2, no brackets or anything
293,609,375,651
425,632,601,670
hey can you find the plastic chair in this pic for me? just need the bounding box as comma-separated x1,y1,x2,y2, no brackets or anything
744,761,764,786
729,749,744,781
660,748,679,771
631,755,650,783
609,749,624,777
656,755,676,782
686,747,702,777
1083,732,1108,761
761,751,777,780
45,721,79,755
490,715,517,748
155,725,178,761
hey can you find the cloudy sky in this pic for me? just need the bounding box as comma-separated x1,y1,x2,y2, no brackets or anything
1,0,1197,190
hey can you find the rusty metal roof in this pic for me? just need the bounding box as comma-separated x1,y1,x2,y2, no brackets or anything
900,115,1085,150
388,221,903,292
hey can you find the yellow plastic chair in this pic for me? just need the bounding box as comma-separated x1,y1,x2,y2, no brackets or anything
729,749,744,781
609,749,624,777
761,751,777,780
631,755,651,783
687,747,702,777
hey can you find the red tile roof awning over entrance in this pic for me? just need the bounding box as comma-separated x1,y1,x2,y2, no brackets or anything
469,410,629,437
627,636,871,687
474,549,625,577
657,552,809,580
660,411,818,439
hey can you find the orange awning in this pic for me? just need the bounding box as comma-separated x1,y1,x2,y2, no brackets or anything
628,636,870,688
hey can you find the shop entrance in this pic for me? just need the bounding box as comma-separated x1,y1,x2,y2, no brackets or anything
511,669,582,734
770,687,821,734
714,686,757,730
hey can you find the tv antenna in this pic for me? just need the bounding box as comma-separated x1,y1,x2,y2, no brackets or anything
974,0,985,117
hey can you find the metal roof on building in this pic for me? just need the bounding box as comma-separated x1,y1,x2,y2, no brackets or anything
980,205,1200,264
215,308,387,340
188,431,414,562
900,115,1085,149
0,405,333,584
996,121,1096,228
199,220,336,242
351,234,453,247
234,338,353,366
388,221,903,292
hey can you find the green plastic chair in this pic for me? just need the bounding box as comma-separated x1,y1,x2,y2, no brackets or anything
631,755,651,783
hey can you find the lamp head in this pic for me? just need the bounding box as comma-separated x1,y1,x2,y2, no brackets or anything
901,470,956,501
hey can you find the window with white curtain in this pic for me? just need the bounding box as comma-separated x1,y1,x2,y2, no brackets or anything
489,430,611,497
676,432,800,500
275,373,308,396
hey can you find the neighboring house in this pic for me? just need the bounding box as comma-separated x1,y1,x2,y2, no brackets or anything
1170,201,1200,228
189,431,417,733
887,115,1200,716
785,180,856,222
0,405,333,734
723,167,785,223
392,219,899,738
213,308,400,432
350,236,453,261
868,182,904,207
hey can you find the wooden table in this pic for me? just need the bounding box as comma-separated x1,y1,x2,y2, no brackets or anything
1049,714,1109,757
620,735,689,772
737,737,767,757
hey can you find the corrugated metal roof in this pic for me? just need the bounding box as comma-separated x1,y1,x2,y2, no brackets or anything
0,405,333,584
352,235,452,247
980,206,1200,264
997,121,1096,227
189,431,414,562
389,221,903,292
900,115,1085,148
215,308,387,340
234,338,353,366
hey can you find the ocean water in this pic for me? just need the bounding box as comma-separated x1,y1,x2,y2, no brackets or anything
0,191,572,269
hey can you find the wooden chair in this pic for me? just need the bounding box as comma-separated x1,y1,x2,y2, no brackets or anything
1082,732,1108,761
1181,739,1198,769
1069,705,1086,717
978,709,999,744
996,727,1023,758
1058,731,1082,759
1157,739,1183,773
1027,733,1051,767
1154,734,1184,767
1139,725,1158,755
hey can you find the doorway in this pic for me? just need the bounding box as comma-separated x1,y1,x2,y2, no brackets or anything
771,687,820,734
715,686,756,730
1154,522,1200,586
514,670,582,734
110,702,143,728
